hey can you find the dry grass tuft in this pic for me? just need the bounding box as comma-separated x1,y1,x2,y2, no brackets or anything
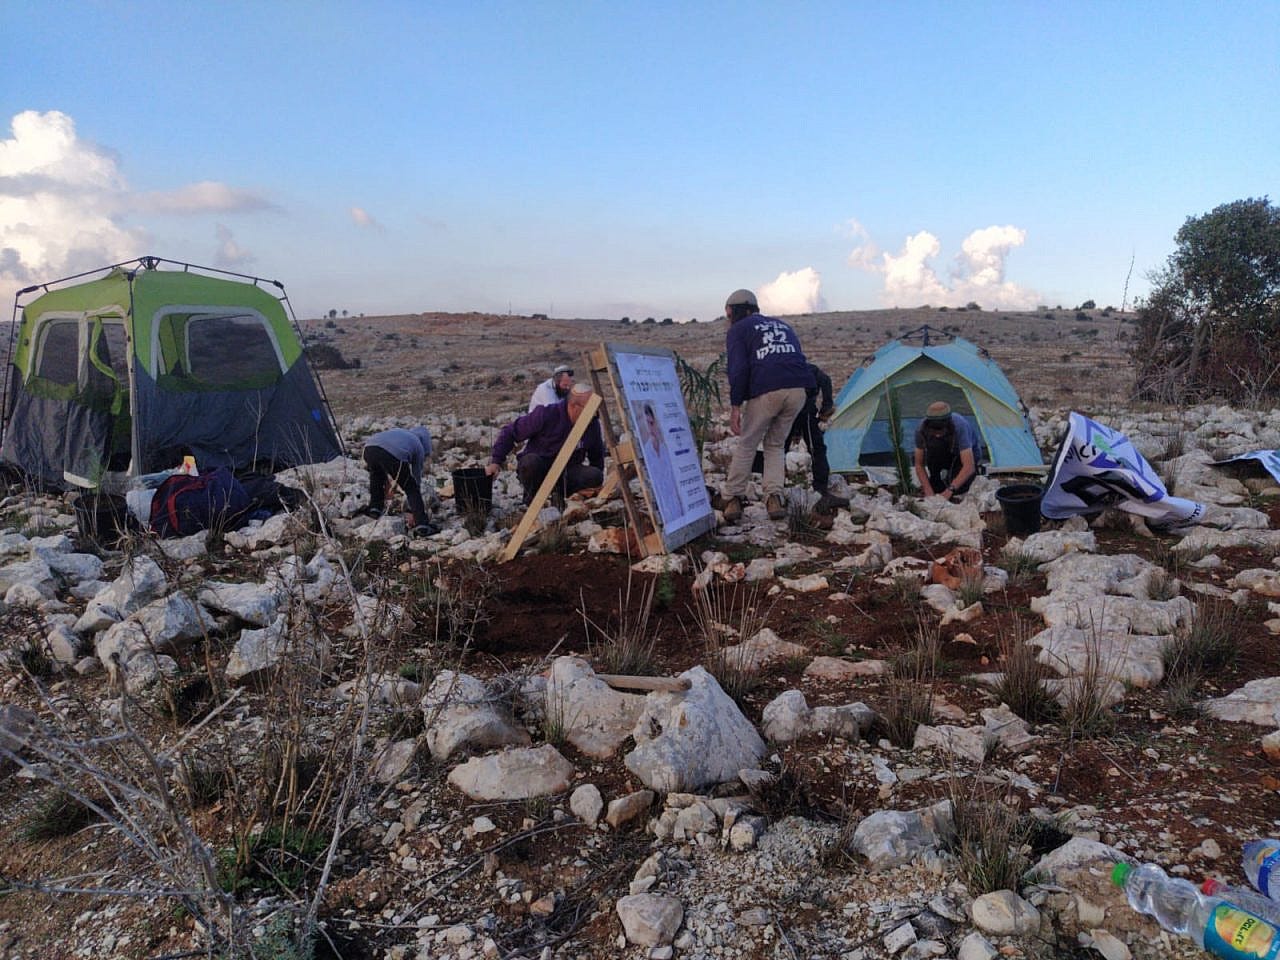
882,623,938,747
1162,600,1239,682
994,620,1059,725
688,575,772,706
1058,624,1118,739
956,568,987,608
947,776,1033,894
582,574,659,676
999,546,1040,586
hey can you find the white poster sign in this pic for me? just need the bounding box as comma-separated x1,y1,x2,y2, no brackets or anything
611,347,714,549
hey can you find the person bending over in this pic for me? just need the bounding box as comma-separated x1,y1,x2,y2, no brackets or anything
913,401,980,500
361,425,437,535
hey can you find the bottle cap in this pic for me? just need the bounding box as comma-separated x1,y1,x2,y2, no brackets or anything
1201,878,1221,895
1111,862,1132,886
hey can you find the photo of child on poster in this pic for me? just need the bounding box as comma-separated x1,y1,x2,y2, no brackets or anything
612,350,712,544
632,398,687,525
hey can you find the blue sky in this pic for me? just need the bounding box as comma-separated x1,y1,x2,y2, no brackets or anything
2,1,1277,320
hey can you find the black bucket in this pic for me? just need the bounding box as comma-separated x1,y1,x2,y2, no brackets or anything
452,468,494,513
73,492,133,548
996,483,1044,537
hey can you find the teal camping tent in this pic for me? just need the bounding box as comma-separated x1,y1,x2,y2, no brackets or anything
826,326,1043,476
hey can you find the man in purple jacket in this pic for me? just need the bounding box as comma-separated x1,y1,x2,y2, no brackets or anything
486,382,605,505
722,288,814,522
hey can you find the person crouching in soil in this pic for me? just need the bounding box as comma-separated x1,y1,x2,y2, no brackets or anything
913,401,980,501
361,425,438,535
487,382,605,505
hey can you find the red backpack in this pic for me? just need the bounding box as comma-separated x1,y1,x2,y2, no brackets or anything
149,467,249,537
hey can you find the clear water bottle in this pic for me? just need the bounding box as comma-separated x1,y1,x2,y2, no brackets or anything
1112,861,1280,959
1202,877,1280,926
1244,840,1280,900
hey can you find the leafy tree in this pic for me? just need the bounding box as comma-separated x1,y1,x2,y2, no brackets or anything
1132,197,1280,403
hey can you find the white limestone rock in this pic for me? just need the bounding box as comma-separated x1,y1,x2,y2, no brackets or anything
75,556,167,634
447,744,575,801
716,628,808,672
1034,594,1192,635
804,656,887,680
970,890,1040,936
157,531,209,560
1007,530,1097,563
39,550,103,585
0,558,56,600
421,670,531,760
1028,625,1170,688
1174,527,1280,556
546,656,646,759
852,800,955,869
630,554,688,575
198,580,284,627
616,894,684,948
225,615,327,686
1203,678,1280,726
624,666,767,793
570,783,604,826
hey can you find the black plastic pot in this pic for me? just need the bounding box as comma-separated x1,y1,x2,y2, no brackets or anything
996,483,1044,537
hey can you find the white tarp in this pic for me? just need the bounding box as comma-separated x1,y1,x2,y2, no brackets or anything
1042,411,1205,527
1211,450,1280,485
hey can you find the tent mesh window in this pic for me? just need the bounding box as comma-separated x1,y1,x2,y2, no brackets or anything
35,320,79,385
163,312,284,390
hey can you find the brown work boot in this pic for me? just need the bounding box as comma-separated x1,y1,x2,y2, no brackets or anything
721,496,743,523
766,493,787,520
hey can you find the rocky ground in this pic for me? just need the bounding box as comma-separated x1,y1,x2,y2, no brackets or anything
3,310,1280,960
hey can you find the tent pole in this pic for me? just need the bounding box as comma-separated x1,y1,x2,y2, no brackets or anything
278,292,345,452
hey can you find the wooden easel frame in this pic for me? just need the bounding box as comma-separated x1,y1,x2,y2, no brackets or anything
586,346,665,558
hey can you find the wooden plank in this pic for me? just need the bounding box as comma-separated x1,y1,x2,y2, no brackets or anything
596,673,691,693
499,392,602,563
587,345,656,559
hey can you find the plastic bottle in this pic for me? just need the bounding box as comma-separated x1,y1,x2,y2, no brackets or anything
1112,861,1280,959
1202,877,1280,926
1244,840,1280,900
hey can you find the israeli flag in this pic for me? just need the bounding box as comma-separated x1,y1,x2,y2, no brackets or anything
1042,412,1204,527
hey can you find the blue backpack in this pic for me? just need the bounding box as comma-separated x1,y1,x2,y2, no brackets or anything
149,466,250,538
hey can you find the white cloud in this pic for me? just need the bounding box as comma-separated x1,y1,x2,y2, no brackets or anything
214,224,254,268
0,110,143,291
854,220,1039,309
882,231,949,306
135,180,273,214
0,109,274,300
844,218,881,269
758,267,825,316
350,206,382,229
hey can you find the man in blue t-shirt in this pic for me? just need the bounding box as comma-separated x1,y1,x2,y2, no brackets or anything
913,401,981,500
